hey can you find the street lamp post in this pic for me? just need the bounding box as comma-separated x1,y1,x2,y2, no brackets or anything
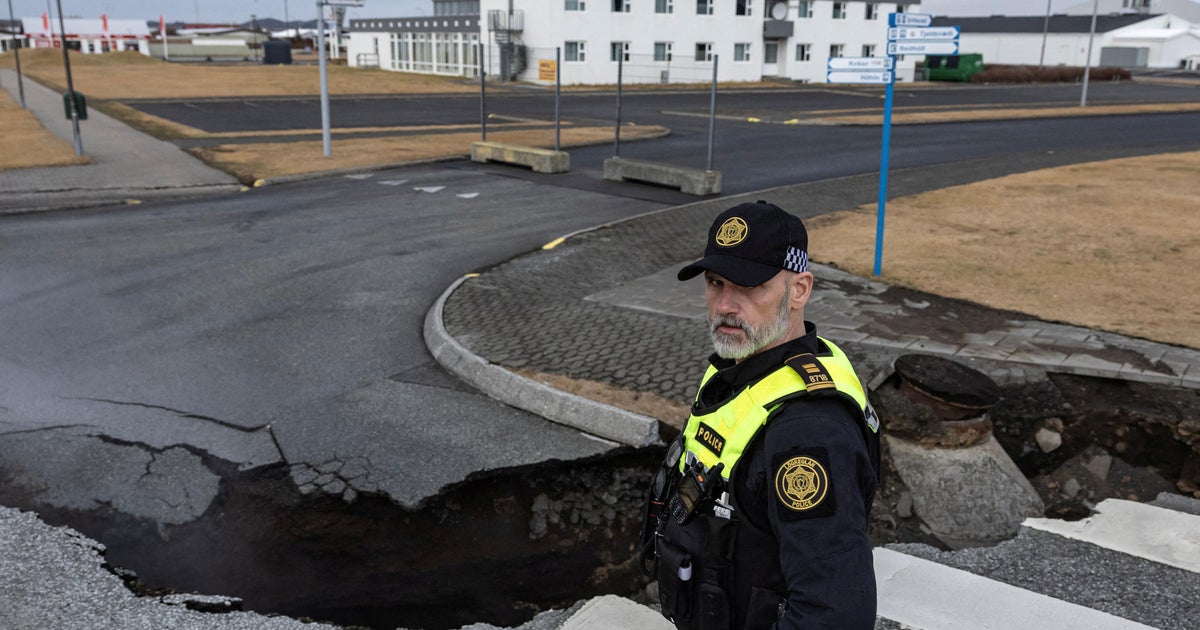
1039,0,1052,69
1080,0,1098,107
55,0,82,156
6,0,25,108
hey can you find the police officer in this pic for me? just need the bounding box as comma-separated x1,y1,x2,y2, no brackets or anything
640,201,881,630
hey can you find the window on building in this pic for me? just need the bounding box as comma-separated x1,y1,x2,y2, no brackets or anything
734,43,751,61
736,0,752,16
695,42,713,61
796,43,811,61
862,44,875,57
565,40,586,61
656,0,674,13
764,42,779,63
610,41,630,61
654,41,673,61
866,4,879,19
566,0,586,11
612,0,630,12
830,44,844,58
696,0,713,15
833,2,847,19
797,1,813,18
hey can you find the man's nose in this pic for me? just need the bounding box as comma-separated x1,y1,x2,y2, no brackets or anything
712,287,739,315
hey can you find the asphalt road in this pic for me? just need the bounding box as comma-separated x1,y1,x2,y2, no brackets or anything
125,81,1200,134
4,82,1200,530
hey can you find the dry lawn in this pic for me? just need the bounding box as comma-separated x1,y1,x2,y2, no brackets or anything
810,101,1200,125
0,49,476,99
192,124,668,183
0,91,91,170
807,151,1200,349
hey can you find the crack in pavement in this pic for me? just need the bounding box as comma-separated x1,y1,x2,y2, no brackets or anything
67,397,272,434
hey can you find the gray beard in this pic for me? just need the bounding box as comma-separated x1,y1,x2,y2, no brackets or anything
709,288,791,361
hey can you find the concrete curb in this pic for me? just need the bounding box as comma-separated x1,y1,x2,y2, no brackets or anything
423,276,661,448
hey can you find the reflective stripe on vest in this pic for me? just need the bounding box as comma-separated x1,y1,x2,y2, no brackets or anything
680,337,870,478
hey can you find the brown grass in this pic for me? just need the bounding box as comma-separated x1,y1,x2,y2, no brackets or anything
811,101,1200,125
806,151,1200,349
0,90,91,170
0,49,475,99
516,368,691,429
191,124,668,183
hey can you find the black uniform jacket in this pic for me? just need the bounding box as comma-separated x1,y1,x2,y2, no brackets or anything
694,323,878,630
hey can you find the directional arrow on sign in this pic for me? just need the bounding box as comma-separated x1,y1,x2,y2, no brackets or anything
888,26,960,41
827,71,893,85
828,56,894,71
888,41,960,55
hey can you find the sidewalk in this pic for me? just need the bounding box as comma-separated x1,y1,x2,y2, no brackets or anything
0,68,239,214
432,157,1200,448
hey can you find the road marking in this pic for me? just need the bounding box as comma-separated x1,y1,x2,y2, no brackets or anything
542,237,566,250
242,100,264,108
414,186,445,193
456,193,479,199
345,174,375,180
378,179,409,186
1023,498,1200,573
183,103,204,110
875,547,1157,630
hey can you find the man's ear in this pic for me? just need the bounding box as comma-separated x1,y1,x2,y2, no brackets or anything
791,271,814,309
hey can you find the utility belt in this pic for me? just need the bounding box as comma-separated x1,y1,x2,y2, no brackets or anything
640,437,744,630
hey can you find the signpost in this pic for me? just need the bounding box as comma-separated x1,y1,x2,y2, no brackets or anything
868,13,960,273
317,0,365,157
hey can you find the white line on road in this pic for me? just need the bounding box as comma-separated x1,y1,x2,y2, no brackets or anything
345,174,375,180
456,193,479,199
415,186,445,193
874,547,1157,630
1023,498,1200,573
379,179,409,186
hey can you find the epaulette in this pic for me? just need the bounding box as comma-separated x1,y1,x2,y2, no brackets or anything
784,353,838,393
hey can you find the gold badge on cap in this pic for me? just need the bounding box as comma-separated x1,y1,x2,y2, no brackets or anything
775,455,828,511
715,217,748,247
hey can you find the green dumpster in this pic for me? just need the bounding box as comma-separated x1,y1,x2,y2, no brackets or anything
925,54,985,82
62,91,88,120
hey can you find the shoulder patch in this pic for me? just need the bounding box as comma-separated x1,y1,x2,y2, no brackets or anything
785,354,837,392
772,447,837,520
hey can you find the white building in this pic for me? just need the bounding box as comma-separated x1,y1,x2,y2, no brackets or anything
933,12,1200,69
349,1,925,85
19,16,150,54
1061,0,1200,23
347,1,482,75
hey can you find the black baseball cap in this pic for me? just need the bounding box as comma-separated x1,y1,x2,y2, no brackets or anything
677,200,809,287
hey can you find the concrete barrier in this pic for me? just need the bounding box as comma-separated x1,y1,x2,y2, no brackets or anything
603,156,721,196
470,141,570,174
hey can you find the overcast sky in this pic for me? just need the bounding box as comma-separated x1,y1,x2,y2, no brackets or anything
9,1,1088,23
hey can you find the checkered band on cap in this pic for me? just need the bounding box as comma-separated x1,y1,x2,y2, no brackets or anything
784,246,809,273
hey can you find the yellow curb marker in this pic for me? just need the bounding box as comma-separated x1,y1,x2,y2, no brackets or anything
542,236,566,250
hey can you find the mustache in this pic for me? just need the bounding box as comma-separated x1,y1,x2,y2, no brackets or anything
710,314,749,336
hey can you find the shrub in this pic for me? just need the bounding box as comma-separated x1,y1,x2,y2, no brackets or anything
970,64,1131,84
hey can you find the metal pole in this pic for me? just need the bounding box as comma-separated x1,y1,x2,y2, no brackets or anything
706,54,717,172
1080,0,1098,107
614,53,622,157
555,46,561,152
7,0,25,108
317,0,331,156
284,0,291,38
1039,0,1052,69
55,0,82,156
875,75,896,277
479,43,486,141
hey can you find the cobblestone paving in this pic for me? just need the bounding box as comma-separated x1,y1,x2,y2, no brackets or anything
443,160,1200,407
